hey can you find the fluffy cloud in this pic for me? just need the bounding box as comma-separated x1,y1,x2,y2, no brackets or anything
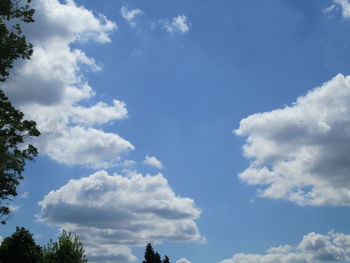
38,171,202,262
332,0,350,18
37,127,133,169
144,155,164,169
160,15,190,33
235,74,350,206
1,0,134,168
85,245,136,263
121,6,143,27
219,231,350,263
176,258,191,263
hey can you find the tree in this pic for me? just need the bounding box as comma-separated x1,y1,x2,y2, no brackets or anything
154,252,161,263
0,0,35,81
163,255,170,263
143,243,168,263
43,230,87,263
0,0,39,224
143,243,155,263
0,226,43,263
0,89,40,223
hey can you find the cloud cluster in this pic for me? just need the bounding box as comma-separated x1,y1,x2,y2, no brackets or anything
2,0,134,168
144,155,164,169
219,231,350,263
160,15,190,33
38,171,203,262
235,74,350,206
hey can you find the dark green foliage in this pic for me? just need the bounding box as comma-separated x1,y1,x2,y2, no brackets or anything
0,226,43,263
43,230,87,263
0,89,40,223
163,255,170,263
0,0,35,81
0,0,39,224
154,252,161,263
143,243,170,263
143,243,155,263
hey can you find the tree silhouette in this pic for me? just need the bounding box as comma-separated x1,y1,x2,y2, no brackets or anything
0,226,43,263
0,0,39,224
0,0,35,81
163,255,170,263
142,243,170,263
0,89,40,223
143,243,155,263
154,252,161,263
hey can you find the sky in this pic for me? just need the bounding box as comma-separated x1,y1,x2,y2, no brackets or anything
2,0,350,262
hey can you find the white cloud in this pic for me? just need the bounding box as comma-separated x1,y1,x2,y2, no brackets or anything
121,6,143,27
160,15,190,33
323,4,337,14
38,127,134,169
1,0,134,168
144,155,164,169
85,245,136,263
176,258,191,263
72,100,128,126
235,74,350,206
38,171,203,262
219,231,350,263
9,205,20,213
332,0,350,18
20,192,29,199
267,245,294,254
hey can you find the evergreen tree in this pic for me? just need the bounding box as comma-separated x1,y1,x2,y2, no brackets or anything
142,243,155,263
154,252,161,263
0,226,43,263
142,243,170,263
163,255,170,263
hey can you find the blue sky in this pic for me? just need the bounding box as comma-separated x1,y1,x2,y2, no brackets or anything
2,0,350,262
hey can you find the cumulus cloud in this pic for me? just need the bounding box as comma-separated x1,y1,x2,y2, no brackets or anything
85,245,136,263
38,171,203,262
38,127,134,169
121,6,143,27
160,15,190,33
219,231,350,263
1,0,135,168
176,258,191,263
235,74,350,206
144,155,164,169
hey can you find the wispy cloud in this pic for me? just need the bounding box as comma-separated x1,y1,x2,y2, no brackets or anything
121,6,143,27
144,155,164,169
20,192,29,199
9,205,20,213
160,15,190,33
